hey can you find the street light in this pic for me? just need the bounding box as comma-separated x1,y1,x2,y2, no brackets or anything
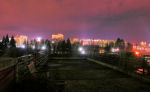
21,45,25,49
81,50,86,54
135,51,141,57
111,48,119,53
37,37,42,42
41,46,46,50
78,47,86,55
78,47,83,51
32,46,35,49
111,48,115,53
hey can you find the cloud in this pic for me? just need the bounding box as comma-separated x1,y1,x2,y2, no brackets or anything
0,0,150,41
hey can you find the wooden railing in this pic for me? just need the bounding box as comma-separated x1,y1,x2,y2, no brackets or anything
0,53,48,92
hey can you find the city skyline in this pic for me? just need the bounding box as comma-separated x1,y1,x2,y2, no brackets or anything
1,1,150,91
0,0,150,42
1,33,150,44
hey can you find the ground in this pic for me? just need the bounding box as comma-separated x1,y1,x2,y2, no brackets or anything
0,57,17,70
9,57,150,92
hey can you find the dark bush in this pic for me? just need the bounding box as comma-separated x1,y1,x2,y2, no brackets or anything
7,48,26,57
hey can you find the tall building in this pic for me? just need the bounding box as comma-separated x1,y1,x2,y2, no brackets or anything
14,35,28,47
51,33,64,43
139,41,147,47
80,39,115,47
132,41,150,54
72,38,79,44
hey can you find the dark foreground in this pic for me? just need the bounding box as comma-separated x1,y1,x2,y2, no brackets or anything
8,57,150,92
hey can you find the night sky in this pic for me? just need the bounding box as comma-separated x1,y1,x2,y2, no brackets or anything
0,0,150,42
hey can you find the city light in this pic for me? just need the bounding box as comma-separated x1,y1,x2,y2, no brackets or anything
78,47,86,55
111,48,115,53
37,37,42,42
111,48,119,53
78,47,83,51
99,49,105,54
14,35,28,47
32,46,35,49
80,39,115,46
52,33,64,40
41,46,46,50
21,45,25,49
135,51,140,55
81,50,86,54
134,51,142,57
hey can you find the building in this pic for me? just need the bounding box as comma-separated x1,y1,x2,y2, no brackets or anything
51,33,64,43
14,35,28,47
72,38,79,44
80,39,115,47
139,41,147,47
132,41,150,55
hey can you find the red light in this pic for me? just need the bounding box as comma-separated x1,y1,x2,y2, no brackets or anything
135,51,139,55
135,51,141,57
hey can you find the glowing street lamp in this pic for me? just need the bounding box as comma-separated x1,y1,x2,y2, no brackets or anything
32,46,35,49
134,51,142,57
116,48,119,52
37,37,42,42
111,48,115,53
78,47,86,55
21,45,25,49
135,51,140,57
81,50,86,54
111,48,119,53
135,51,140,55
78,47,83,51
41,46,46,50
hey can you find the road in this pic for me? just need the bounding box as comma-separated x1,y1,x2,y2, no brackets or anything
9,57,150,92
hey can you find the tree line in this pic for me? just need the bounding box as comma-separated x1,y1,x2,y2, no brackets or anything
0,34,16,50
104,38,133,53
0,35,24,57
52,39,72,55
0,35,133,57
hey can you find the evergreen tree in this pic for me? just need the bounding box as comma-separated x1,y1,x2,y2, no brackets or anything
45,40,51,52
10,36,16,48
126,43,133,52
27,41,30,48
66,38,71,53
57,41,62,54
109,42,115,48
115,38,121,47
30,40,34,47
0,42,3,50
62,40,66,54
5,34,9,44
72,42,80,49
104,43,111,53
41,40,45,46
34,39,37,44
115,38,125,52
53,44,56,54
23,41,27,47
2,36,6,48
35,41,38,50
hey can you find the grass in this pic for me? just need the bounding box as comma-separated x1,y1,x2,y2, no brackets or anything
0,57,17,70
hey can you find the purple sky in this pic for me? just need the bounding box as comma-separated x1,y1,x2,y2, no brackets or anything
0,0,150,42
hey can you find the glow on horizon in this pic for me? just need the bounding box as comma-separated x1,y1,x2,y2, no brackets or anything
37,37,42,42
